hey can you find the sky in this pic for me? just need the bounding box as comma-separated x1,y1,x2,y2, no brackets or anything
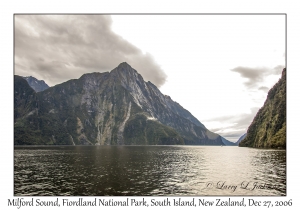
14,14,285,142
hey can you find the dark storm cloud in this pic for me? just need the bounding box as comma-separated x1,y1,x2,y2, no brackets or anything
231,66,284,89
14,15,167,87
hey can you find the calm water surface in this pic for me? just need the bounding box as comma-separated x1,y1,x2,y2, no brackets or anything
14,146,286,196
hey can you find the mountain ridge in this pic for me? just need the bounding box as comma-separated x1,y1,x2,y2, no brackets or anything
14,62,228,146
22,76,49,92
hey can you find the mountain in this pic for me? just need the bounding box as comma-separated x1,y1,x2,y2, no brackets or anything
14,62,227,145
221,137,237,146
14,75,41,144
22,76,49,92
239,68,286,148
235,133,247,145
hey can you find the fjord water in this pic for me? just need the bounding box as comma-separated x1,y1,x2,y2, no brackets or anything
14,146,286,196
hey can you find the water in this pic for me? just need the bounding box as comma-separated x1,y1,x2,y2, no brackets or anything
14,146,286,196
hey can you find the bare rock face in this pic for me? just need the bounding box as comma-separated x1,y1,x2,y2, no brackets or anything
239,68,286,148
14,62,227,145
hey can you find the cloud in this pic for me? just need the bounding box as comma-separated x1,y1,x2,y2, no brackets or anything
14,15,167,87
204,107,260,142
231,66,269,88
273,65,285,75
231,66,284,89
258,86,269,92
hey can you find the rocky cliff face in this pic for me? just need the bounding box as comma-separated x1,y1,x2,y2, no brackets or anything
239,68,286,148
14,62,227,145
23,76,49,92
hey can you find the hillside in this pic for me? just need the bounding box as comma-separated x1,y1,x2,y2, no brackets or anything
239,68,286,148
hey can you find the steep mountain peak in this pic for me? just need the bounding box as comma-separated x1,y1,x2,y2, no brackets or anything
117,62,132,68
114,62,136,73
22,76,49,92
14,62,227,146
111,62,139,76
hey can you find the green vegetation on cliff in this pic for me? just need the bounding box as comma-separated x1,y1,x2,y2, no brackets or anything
239,68,286,148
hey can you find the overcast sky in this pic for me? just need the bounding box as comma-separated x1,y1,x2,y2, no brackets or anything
14,14,285,142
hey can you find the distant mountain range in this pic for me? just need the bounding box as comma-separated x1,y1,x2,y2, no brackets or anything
22,76,49,92
239,68,286,148
14,62,232,146
235,133,247,145
221,137,238,146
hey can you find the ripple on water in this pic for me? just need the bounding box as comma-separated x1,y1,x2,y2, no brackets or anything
14,146,286,196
